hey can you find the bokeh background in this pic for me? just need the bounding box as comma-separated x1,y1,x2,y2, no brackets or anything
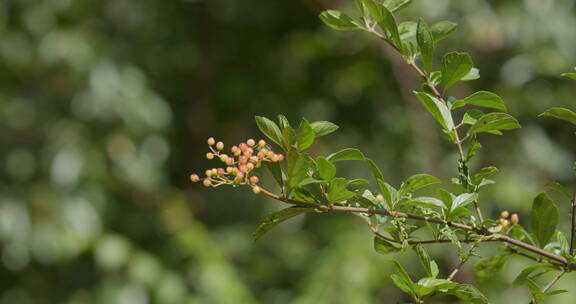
1,0,576,303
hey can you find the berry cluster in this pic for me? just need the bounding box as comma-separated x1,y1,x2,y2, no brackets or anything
498,210,519,230
189,137,284,194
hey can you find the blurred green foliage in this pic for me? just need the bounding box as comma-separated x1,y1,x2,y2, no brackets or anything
0,0,575,303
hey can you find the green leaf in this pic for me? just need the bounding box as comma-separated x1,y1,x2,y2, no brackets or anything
255,116,284,148
403,197,444,209
377,179,397,209
374,236,402,254
452,91,507,112
316,157,336,180
277,114,291,129
531,192,559,248
450,193,478,211
383,0,412,12
474,255,508,282
472,166,499,184
416,278,456,297
416,19,434,73
461,109,484,126
319,10,359,31
466,137,482,161
287,150,313,188
348,178,370,186
378,3,402,47
461,67,480,81
526,278,546,302
253,207,313,240
327,178,356,203
401,173,441,194
561,69,576,80
326,148,365,162
441,52,473,90
539,107,576,126
468,112,521,135
265,161,284,191
443,284,488,304
429,21,457,43
296,119,315,151
398,21,417,40
414,92,455,132
414,244,438,278
513,264,556,287
364,157,385,182
297,178,325,187
545,181,572,200
385,259,416,295
310,121,339,137
281,126,296,150
390,274,415,296
326,148,384,182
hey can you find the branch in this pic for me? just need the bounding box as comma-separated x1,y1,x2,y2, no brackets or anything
570,191,576,255
361,27,484,223
258,187,576,270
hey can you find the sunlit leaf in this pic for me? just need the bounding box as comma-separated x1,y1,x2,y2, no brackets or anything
310,121,339,137
467,112,521,135
417,19,434,73
441,52,473,90
539,107,576,126
414,91,454,132
296,119,315,151
327,178,356,203
429,20,457,43
316,156,336,180
319,10,360,31
255,116,284,148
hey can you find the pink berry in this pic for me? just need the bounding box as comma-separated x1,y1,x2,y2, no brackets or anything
219,154,229,163
203,179,212,187
207,137,215,146
511,213,519,225
205,169,213,177
190,174,200,182
239,165,248,173
271,154,279,162
246,163,254,170
239,143,248,152
247,139,256,147
277,154,284,161
217,168,225,175
216,142,224,151
249,176,259,185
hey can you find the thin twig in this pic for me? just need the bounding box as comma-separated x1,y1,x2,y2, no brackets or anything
257,187,576,269
447,259,467,281
542,270,566,293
